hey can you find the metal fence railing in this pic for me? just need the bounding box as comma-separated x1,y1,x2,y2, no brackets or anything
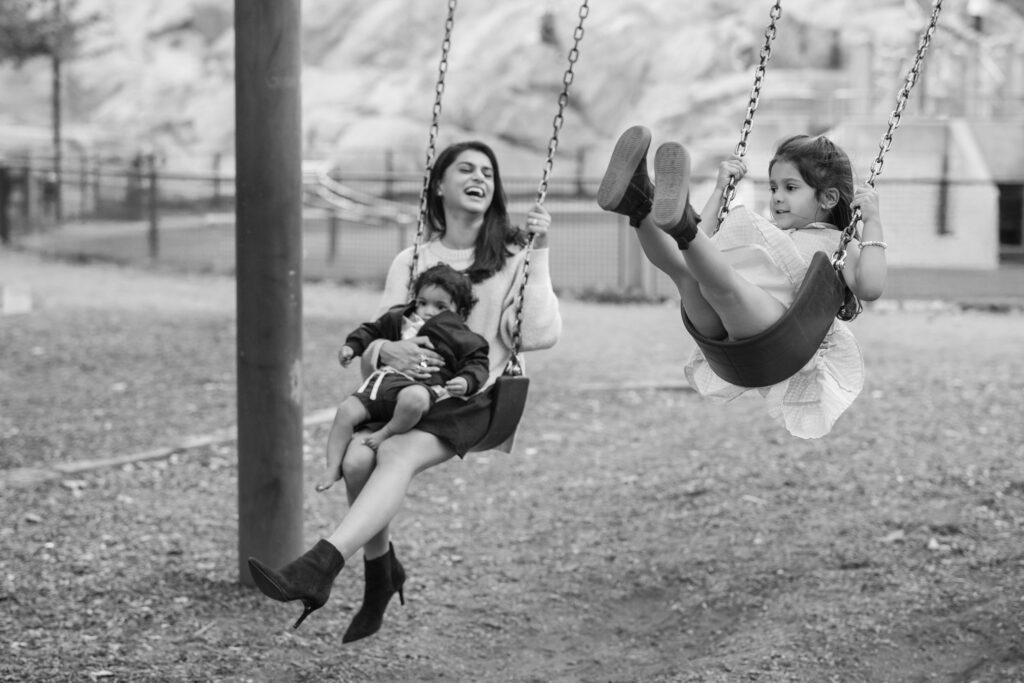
1,155,1006,297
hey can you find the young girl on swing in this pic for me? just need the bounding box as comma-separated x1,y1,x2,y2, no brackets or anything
598,126,887,438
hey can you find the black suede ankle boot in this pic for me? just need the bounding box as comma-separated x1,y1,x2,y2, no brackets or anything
597,125,654,227
342,543,406,644
248,539,345,629
652,142,701,249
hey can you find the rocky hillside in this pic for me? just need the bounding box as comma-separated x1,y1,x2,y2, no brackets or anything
1,0,1020,175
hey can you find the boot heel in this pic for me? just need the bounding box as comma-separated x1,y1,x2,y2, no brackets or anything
294,601,318,629
398,585,405,606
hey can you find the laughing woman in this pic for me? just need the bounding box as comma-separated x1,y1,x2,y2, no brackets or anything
247,140,562,641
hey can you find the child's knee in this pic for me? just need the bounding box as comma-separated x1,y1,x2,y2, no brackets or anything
397,385,432,414
338,397,367,421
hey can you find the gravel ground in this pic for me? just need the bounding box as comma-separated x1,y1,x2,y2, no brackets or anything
2,249,1024,682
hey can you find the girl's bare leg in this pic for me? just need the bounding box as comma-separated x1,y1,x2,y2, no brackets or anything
597,128,729,339
316,397,370,493
677,230,787,340
650,142,786,340
636,209,785,341
328,429,455,561
632,215,726,339
362,385,432,452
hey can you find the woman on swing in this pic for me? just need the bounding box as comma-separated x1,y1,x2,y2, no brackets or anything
248,140,562,640
598,126,887,438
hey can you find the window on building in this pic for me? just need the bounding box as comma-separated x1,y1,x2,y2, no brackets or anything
997,183,1024,262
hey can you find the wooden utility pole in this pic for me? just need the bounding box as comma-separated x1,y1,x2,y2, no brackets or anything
52,0,63,222
234,0,304,585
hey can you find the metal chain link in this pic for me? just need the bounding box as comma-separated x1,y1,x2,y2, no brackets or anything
506,0,589,370
835,0,937,323
535,2,588,206
716,0,782,226
837,0,943,255
834,0,941,321
409,0,457,294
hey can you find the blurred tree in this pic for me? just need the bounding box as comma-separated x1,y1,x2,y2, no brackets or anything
0,0,53,60
0,0,99,221
539,10,560,49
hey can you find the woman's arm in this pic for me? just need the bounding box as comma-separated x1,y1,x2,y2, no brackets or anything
359,332,442,381
525,202,550,249
500,204,561,352
376,248,414,315
841,184,887,301
503,248,561,352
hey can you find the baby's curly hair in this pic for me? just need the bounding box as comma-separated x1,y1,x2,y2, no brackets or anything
412,264,478,320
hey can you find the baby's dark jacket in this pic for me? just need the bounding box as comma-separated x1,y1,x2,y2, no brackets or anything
344,303,490,394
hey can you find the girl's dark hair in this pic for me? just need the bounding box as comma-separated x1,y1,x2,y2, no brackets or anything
769,134,855,230
424,140,529,283
413,263,479,320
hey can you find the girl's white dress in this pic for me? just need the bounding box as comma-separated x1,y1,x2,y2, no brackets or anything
683,206,865,439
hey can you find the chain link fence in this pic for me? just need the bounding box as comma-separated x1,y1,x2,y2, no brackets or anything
1,151,1008,299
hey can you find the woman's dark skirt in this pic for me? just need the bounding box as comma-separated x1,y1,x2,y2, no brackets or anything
362,384,493,457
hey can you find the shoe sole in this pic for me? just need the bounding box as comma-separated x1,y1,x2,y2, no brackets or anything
652,142,692,229
596,125,652,211
248,559,290,602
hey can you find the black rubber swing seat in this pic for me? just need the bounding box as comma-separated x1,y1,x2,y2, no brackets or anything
683,251,846,389
469,374,531,452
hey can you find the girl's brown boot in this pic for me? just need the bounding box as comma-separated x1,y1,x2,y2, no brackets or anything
652,142,701,249
597,125,655,227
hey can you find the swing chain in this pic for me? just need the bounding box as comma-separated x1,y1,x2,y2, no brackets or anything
536,0,589,206
717,0,783,226
836,0,942,254
865,0,943,190
507,0,589,365
834,0,942,321
409,0,457,293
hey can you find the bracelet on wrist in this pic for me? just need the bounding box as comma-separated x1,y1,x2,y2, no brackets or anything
860,240,887,250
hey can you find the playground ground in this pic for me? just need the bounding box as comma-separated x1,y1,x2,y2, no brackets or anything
1,246,1023,682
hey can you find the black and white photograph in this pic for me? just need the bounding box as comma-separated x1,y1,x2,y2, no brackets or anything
2,1,1023,681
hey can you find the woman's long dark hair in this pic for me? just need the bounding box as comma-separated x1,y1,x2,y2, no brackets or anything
769,135,855,231
424,140,529,283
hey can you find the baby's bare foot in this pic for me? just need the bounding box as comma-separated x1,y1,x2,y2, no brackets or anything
315,462,342,493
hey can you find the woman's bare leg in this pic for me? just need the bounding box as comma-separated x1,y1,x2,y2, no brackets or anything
340,436,391,560
328,429,455,561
